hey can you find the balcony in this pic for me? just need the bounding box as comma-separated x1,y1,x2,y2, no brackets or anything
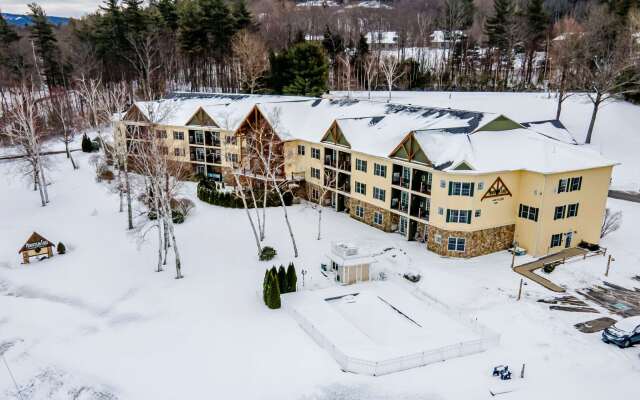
206,149,221,164
324,168,336,188
392,164,410,189
410,194,430,221
390,188,409,213
190,146,205,162
188,130,205,145
337,151,351,172
205,131,221,147
337,172,351,193
324,148,337,167
412,169,432,195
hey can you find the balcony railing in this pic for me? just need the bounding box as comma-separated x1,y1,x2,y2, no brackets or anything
390,198,409,213
392,173,410,189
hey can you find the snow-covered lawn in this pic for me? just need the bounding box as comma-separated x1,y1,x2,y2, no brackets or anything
333,91,640,192
1,154,639,397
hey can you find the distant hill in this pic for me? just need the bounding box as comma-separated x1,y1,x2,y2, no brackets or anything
1,12,70,27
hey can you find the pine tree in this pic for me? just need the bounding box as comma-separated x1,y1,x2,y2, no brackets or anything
200,0,237,60
262,268,270,304
286,262,297,293
82,134,93,152
156,0,179,31
0,11,23,80
526,0,548,44
57,242,66,254
123,0,148,37
28,3,64,89
266,268,281,309
277,265,287,293
95,0,129,80
232,0,252,31
484,0,515,50
282,42,328,96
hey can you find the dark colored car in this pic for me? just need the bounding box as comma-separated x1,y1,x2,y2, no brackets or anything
602,316,640,348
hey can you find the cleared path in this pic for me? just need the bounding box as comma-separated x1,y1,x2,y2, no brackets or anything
514,248,588,293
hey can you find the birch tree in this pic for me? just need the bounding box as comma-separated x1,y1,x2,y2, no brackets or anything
1,83,50,206
232,30,269,94
379,55,404,101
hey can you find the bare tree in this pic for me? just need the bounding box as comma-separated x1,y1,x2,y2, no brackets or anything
579,6,640,144
363,52,379,99
306,171,336,241
379,55,404,101
601,207,622,238
232,31,269,94
49,88,79,170
549,18,583,120
1,83,49,206
126,30,163,101
338,52,353,98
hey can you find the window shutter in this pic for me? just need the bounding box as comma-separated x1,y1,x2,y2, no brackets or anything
469,183,475,197
519,204,523,217
446,209,451,222
448,182,453,195
575,203,579,216
466,210,472,224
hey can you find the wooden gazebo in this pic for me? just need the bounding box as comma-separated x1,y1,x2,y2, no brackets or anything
18,232,54,264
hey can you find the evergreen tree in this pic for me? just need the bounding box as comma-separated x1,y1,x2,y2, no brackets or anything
95,0,129,79
232,0,253,31
82,134,93,152
123,0,148,37
266,268,281,309
0,11,23,80
322,25,344,62
156,0,179,31
277,264,287,293
262,268,270,304
286,262,297,293
200,0,237,60
28,3,64,88
57,242,66,254
282,42,328,96
526,0,548,45
484,0,515,51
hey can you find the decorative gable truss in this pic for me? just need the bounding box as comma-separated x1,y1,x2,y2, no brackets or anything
186,107,219,127
389,132,432,165
122,104,150,123
481,176,512,201
321,121,351,147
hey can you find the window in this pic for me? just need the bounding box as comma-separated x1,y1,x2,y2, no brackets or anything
160,146,168,155
554,205,566,220
448,237,466,252
225,153,238,163
373,211,384,225
448,181,475,196
478,182,484,190
373,187,386,201
518,204,539,222
373,163,387,177
355,158,367,172
174,148,185,157
475,209,481,218
434,234,442,244
440,179,446,188
446,209,472,224
567,203,579,218
310,167,321,179
297,145,305,156
438,207,444,215
550,233,563,248
557,178,568,193
173,131,184,140
355,205,364,218
311,188,320,201
311,147,321,159
355,181,366,195
569,176,582,191
156,130,167,139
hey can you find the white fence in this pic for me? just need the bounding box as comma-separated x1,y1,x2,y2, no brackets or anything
287,279,500,377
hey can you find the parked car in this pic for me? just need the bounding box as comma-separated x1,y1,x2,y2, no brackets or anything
403,270,421,283
602,316,640,348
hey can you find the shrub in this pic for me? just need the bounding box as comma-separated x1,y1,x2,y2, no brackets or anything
277,265,287,293
197,181,286,209
171,209,185,224
543,264,556,274
171,198,195,218
91,140,101,152
81,134,93,152
265,268,281,309
260,246,277,261
56,242,66,255
286,262,297,293
96,164,114,182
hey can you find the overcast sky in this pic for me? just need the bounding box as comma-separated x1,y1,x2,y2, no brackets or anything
2,0,102,18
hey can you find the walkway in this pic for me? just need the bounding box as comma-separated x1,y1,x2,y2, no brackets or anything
609,190,640,203
513,248,588,293
0,148,80,161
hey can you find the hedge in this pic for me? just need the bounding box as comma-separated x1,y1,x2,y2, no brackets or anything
197,180,291,208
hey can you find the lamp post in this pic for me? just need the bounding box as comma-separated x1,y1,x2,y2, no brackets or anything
301,269,308,287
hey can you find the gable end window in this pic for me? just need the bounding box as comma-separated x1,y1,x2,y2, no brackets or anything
446,209,472,224
550,233,563,248
554,205,567,220
310,167,321,179
173,131,184,140
355,181,366,195
567,203,579,218
373,187,386,201
355,159,367,172
297,145,305,156
311,147,321,159
569,176,582,191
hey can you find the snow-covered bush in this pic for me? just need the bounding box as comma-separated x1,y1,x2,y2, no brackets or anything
95,164,114,182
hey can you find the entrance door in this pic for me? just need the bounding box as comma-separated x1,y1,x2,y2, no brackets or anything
336,194,345,212
408,220,418,241
399,216,408,236
565,232,573,248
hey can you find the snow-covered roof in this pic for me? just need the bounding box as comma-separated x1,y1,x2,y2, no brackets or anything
412,128,615,174
257,99,495,157
430,30,465,44
520,120,577,144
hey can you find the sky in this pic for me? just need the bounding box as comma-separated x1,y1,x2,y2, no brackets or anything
1,0,102,18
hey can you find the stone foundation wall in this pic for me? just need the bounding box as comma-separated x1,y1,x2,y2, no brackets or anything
427,224,515,258
348,199,394,233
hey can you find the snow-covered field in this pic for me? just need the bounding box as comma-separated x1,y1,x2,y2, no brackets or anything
333,91,640,192
1,150,639,399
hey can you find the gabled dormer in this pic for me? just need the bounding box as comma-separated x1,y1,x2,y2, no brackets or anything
122,104,150,123
389,132,431,166
475,115,522,132
321,121,351,148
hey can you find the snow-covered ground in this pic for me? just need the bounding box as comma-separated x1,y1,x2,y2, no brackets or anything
1,146,639,399
332,91,640,192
